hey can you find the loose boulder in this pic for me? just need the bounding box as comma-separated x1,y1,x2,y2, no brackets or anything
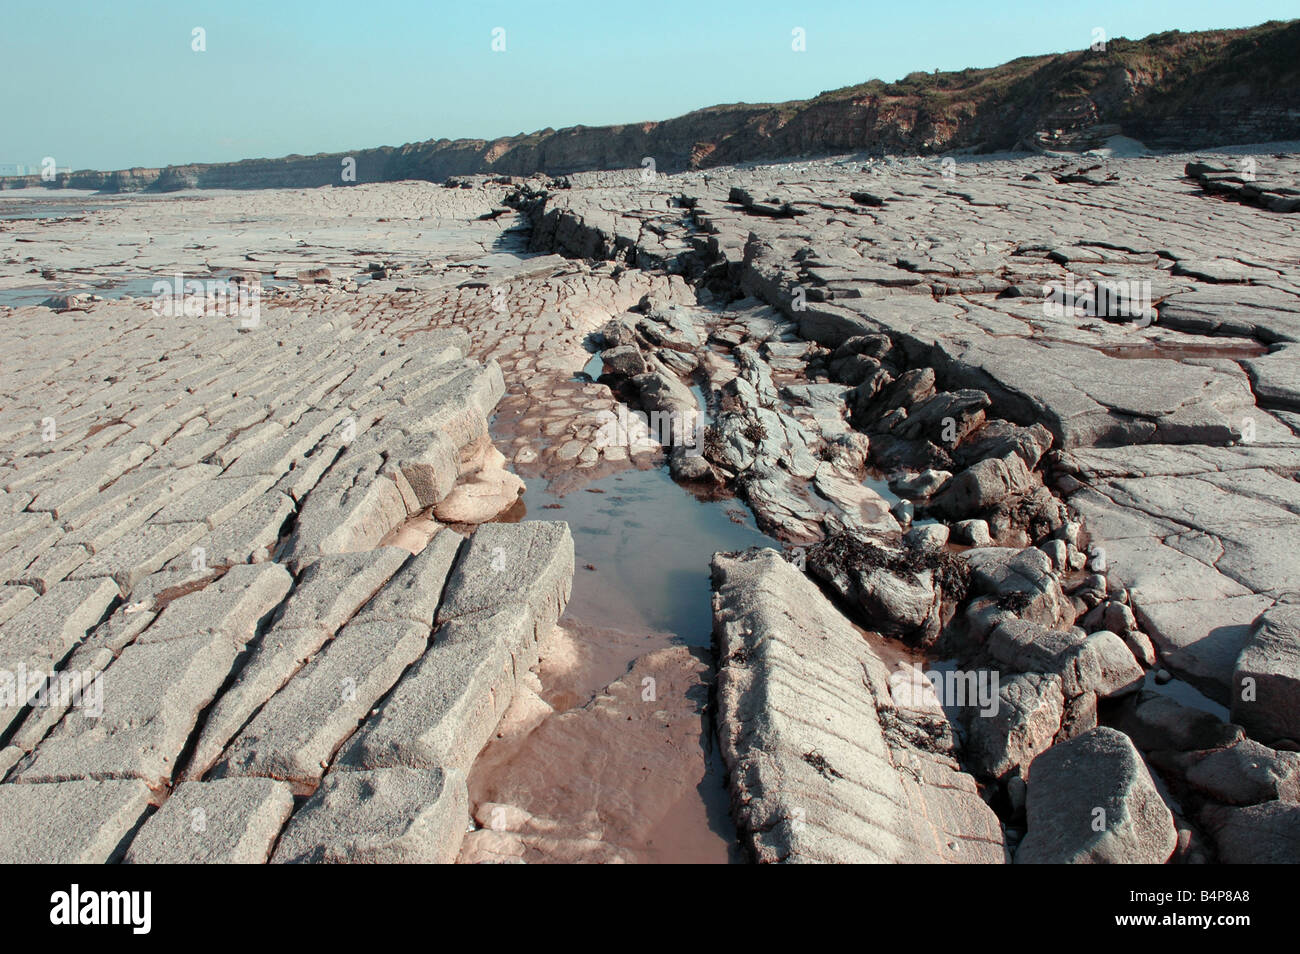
1016,727,1176,864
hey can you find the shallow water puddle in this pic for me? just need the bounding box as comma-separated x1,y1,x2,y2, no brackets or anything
1096,339,1269,360
1141,670,1230,720
522,466,774,639
0,199,114,221
0,272,290,309
575,351,604,382
468,463,778,863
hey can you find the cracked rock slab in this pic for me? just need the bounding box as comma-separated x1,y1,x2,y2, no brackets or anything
270,766,468,864
134,562,292,645
12,630,241,787
711,547,1005,863
350,530,463,627
282,453,409,569
213,618,429,786
184,547,411,779
340,521,573,774
1200,801,1300,863
436,520,575,631
124,778,294,863
0,779,153,863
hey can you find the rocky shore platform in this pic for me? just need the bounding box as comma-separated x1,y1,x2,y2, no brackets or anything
1,149,1297,863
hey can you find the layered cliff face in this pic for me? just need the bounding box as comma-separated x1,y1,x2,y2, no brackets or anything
3,20,1296,194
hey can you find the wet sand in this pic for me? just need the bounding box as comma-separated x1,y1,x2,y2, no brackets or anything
460,462,776,862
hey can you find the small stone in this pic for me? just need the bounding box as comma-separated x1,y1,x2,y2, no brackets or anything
1122,629,1158,668
953,518,992,547
891,499,914,527
891,469,952,499
1041,539,1068,572
1102,601,1136,635
904,523,950,550
1072,574,1107,608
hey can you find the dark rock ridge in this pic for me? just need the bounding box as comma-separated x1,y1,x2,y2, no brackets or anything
3,20,1298,194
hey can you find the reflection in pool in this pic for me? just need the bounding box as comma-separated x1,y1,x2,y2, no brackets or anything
507,463,781,644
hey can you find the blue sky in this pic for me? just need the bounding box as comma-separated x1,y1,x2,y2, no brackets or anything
1,0,1294,171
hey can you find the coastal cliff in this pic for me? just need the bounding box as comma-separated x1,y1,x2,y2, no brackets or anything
3,20,1297,193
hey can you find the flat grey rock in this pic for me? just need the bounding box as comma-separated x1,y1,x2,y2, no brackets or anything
281,453,408,569
13,630,241,786
134,562,291,646
0,779,152,863
185,547,411,778
277,546,412,634
69,519,209,593
0,577,120,736
1184,738,1300,805
214,618,429,785
172,490,296,568
1201,802,1300,863
270,766,467,864
437,521,574,629
351,530,462,627
124,778,293,863
340,533,571,775
1232,602,1300,744
1244,345,1300,411
336,609,523,775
